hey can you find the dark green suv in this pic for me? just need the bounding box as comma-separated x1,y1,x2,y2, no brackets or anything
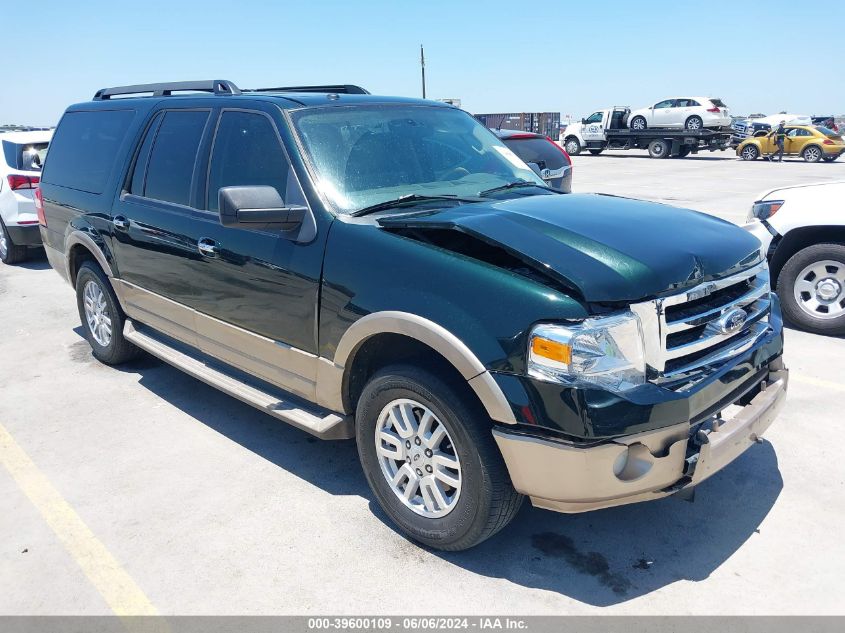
37,80,788,550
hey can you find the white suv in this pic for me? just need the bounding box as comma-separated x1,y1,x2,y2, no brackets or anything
0,130,52,264
628,97,731,131
744,181,845,335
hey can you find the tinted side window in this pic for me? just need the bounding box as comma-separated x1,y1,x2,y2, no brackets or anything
41,110,134,194
207,111,294,211
585,112,603,124
654,100,674,109
504,138,566,170
144,110,209,206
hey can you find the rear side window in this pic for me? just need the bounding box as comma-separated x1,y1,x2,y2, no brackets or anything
42,110,134,194
503,138,567,171
143,110,209,206
207,111,301,211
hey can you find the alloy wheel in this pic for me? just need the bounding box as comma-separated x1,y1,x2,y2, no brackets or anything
793,259,845,320
83,280,113,346
804,147,821,162
375,398,462,518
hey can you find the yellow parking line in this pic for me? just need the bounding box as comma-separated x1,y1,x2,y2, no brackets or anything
0,421,158,617
791,373,845,392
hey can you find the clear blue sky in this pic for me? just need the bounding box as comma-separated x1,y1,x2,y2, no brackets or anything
6,0,842,125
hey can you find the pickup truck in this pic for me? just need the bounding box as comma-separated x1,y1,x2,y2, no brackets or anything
563,107,733,159
37,80,787,550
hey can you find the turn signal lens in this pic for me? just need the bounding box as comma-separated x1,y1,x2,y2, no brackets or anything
531,336,571,364
751,200,784,220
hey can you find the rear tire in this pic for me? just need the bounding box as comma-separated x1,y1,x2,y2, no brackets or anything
564,137,581,156
75,261,141,364
777,243,845,335
740,144,760,161
674,146,692,158
685,115,703,131
647,139,670,159
356,364,523,551
802,145,823,163
630,116,647,131
823,155,839,162
0,218,29,265
588,149,603,155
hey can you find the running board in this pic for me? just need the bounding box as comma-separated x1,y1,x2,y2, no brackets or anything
123,320,354,440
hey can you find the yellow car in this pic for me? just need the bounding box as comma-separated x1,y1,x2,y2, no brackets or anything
736,125,845,162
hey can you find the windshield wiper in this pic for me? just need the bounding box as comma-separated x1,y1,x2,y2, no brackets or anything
350,194,478,217
478,180,557,197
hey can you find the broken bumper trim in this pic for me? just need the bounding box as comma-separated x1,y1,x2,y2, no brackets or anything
493,361,788,514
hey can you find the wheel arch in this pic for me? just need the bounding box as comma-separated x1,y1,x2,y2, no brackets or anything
802,143,824,160
65,230,115,285
326,312,517,425
770,225,845,286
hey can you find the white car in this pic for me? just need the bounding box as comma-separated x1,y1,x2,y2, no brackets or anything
628,97,731,131
0,130,52,264
744,180,845,335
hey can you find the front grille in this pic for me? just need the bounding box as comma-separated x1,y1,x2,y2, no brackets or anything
632,262,772,388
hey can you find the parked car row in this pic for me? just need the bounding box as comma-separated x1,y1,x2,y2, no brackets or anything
12,79,789,551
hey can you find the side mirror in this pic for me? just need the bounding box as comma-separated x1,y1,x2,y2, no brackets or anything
218,186,306,231
526,162,544,178
581,118,587,124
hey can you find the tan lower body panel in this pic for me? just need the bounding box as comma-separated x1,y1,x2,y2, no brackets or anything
113,279,318,401
494,366,788,514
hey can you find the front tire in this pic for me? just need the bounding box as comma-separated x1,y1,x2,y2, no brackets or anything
802,145,823,163
685,115,703,131
630,116,647,131
75,261,141,364
564,137,581,156
777,243,845,335
356,365,523,551
0,218,29,265
740,144,759,161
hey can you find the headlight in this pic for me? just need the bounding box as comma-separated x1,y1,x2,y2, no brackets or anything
527,312,646,392
751,200,784,220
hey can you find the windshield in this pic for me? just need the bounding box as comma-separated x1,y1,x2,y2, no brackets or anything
289,104,545,214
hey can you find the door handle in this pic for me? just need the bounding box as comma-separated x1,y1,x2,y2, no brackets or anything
113,216,130,230
197,237,218,258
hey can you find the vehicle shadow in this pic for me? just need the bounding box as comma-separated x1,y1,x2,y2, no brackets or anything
73,330,782,606
15,255,50,271
372,441,782,607
72,332,368,497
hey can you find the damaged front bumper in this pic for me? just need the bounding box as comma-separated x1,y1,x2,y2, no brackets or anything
493,358,788,513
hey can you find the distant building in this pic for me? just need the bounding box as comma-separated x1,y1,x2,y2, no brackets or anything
474,112,561,138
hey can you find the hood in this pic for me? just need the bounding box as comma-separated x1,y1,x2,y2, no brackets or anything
379,194,762,303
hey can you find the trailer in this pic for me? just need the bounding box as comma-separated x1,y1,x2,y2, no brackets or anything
563,107,733,158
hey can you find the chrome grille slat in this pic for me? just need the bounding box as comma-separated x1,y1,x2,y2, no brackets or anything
665,276,770,332
630,260,773,387
664,297,771,359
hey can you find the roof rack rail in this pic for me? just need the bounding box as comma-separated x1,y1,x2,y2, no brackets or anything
247,84,370,95
93,80,241,100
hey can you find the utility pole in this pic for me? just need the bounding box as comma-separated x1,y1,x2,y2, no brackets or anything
420,44,426,99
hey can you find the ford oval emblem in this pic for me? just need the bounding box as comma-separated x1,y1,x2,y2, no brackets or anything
717,308,747,335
